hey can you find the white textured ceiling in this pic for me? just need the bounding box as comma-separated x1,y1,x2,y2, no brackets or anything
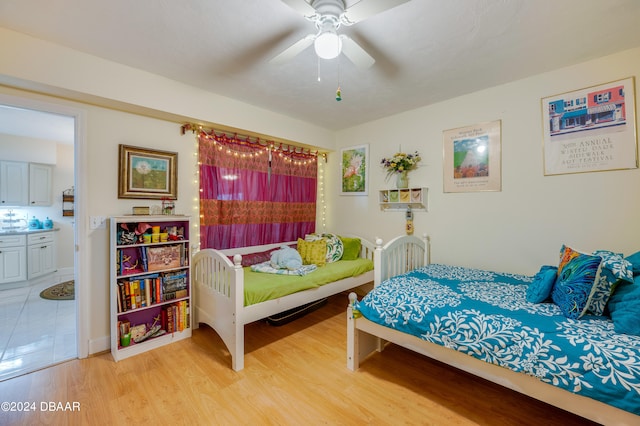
1,0,640,131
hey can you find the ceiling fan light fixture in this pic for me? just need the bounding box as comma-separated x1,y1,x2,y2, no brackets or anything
314,31,342,59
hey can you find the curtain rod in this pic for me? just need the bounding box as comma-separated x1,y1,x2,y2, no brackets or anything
181,122,327,161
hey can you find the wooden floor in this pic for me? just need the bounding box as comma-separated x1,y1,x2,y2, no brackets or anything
0,294,600,426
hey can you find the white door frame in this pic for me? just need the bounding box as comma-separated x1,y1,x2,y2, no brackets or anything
0,92,88,359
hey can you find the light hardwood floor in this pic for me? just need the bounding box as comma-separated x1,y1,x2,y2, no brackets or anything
0,294,598,426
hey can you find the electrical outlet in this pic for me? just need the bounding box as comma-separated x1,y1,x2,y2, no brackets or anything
90,216,106,229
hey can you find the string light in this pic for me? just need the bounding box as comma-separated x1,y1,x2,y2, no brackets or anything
193,137,201,252
319,156,327,231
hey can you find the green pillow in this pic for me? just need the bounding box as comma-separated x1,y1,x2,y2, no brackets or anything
339,236,361,260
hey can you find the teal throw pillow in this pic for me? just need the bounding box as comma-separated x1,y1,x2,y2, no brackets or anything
607,275,640,336
624,251,640,276
526,265,557,303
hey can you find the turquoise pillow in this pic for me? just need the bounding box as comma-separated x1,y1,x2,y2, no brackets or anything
526,265,557,303
551,245,602,319
624,251,640,276
607,275,640,336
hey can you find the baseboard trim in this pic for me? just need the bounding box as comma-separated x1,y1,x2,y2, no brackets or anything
88,336,110,356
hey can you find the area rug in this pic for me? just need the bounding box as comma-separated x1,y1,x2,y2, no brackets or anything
40,280,75,301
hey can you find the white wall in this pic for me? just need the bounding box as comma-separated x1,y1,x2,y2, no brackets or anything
329,47,640,275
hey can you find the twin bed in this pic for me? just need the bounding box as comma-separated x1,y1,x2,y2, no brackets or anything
348,235,640,425
192,234,377,371
192,233,640,424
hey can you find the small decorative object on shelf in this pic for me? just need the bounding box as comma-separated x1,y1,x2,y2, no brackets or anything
132,206,150,215
161,197,175,215
62,187,74,217
379,187,428,211
396,171,409,189
380,151,421,189
110,215,191,362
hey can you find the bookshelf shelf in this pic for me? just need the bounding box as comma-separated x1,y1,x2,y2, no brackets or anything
109,215,192,362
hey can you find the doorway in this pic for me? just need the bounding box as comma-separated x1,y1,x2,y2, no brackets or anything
0,98,82,380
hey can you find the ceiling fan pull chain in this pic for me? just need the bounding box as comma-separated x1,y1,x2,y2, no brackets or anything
336,55,342,101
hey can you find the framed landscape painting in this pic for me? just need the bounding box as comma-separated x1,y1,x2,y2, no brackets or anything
340,144,368,195
542,77,638,175
118,144,178,199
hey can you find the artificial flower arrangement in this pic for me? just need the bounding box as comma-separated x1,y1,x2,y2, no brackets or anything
380,151,422,180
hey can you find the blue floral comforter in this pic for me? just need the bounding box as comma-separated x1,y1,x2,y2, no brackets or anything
356,264,640,415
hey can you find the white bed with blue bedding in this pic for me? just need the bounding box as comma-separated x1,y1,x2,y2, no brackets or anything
347,235,640,425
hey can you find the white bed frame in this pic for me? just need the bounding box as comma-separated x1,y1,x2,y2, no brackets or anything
192,235,377,371
347,235,639,426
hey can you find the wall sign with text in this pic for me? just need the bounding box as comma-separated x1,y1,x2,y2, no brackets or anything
542,77,638,175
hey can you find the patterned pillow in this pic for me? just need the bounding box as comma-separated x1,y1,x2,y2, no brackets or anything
551,245,603,319
297,238,326,267
305,233,344,263
322,233,343,262
588,250,634,316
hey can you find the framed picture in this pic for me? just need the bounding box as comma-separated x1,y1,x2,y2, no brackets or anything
118,144,178,199
340,144,369,195
542,77,638,175
443,120,502,193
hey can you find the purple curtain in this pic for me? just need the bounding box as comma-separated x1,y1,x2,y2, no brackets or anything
199,133,317,250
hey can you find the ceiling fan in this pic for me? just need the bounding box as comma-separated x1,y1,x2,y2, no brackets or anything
271,0,410,70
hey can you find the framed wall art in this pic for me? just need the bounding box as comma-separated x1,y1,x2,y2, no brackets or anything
443,120,502,193
118,144,178,199
340,144,368,195
542,77,638,175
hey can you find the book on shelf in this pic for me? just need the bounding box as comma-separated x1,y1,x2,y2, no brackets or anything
161,300,190,334
115,272,189,312
116,273,161,312
140,246,148,272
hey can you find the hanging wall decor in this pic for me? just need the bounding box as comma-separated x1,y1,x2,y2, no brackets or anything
541,77,638,176
118,144,178,200
443,120,502,193
340,144,368,195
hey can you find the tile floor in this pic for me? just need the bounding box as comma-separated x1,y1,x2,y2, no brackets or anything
0,276,76,381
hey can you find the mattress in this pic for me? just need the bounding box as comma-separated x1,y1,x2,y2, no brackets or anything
244,258,373,306
356,264,640,415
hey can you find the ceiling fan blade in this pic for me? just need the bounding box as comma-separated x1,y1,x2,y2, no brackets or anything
270,34,315,65
342,0,410,25
340,35,375,70
280,0,317,18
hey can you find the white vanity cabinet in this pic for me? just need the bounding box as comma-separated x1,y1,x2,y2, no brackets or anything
0,234,27,284
27,231,56,279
